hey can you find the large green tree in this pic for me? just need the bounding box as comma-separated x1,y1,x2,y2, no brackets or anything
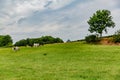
87,10,115,37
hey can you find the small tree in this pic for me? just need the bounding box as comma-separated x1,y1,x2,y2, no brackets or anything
88,10,115,37
0,35,13,47
2,35,13,46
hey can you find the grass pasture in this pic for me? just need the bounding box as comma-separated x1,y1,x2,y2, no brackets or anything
0,42,120,80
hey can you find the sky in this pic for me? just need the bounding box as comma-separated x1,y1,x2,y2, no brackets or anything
0,0,120,42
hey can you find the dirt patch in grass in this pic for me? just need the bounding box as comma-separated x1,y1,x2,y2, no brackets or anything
100,38,120,45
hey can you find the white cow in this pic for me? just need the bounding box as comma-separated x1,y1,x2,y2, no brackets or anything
12,46,20,51
33,43,39,47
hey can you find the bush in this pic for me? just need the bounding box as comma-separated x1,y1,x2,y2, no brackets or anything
113,30,120,43
85,35,99,43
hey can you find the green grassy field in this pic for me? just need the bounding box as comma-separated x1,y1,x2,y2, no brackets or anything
0,42,120,80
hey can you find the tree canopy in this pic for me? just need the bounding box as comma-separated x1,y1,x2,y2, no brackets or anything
88,10,115,37
0,35,13,47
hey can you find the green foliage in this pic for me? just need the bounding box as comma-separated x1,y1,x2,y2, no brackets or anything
113,30,120,43
14,36,64,46
88,10,115,37
54,37,64,43
0,35,13,47
41,36,56,44
85,34,99,43
14,39,27,46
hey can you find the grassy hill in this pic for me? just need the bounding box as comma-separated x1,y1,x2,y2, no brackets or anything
0,42,120,80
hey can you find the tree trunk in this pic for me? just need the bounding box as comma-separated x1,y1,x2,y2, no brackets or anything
100,33,102,38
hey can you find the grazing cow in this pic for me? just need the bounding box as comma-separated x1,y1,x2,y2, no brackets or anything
33,43,39,47
12,46,20,51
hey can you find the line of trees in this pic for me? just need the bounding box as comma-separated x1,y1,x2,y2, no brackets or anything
14,36,64,46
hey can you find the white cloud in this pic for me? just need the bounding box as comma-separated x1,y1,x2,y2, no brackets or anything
0,0,120,42
46,0,74,9
1,0,74,26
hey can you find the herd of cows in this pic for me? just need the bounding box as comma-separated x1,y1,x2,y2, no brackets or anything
12,43,41,51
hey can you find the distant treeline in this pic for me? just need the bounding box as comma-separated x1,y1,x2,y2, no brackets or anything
0,35,13,47
14,36,64,46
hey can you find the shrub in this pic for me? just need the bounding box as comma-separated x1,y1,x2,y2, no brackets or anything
113,30,120,43
85,34,99,43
